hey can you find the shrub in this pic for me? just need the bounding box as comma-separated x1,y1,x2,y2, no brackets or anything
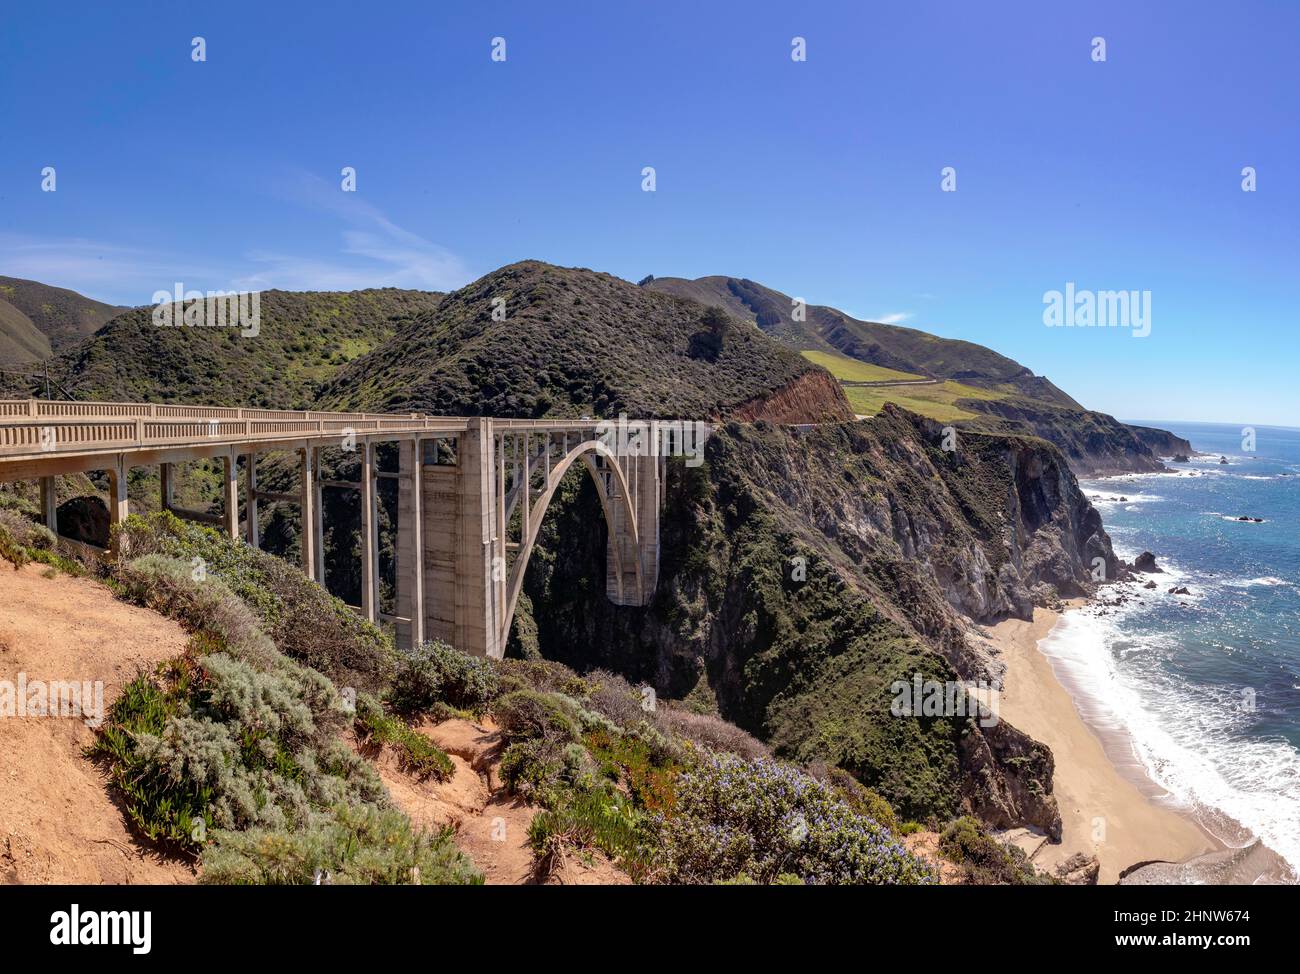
115,512,394,693
652,754,936,885
389,640,499,716
528,788,648,879
493,689,582,745
655,706,770,761
938,816,1053,885
355,697,454,780
200,803,482,885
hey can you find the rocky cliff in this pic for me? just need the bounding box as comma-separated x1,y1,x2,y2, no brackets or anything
512,405,1118,837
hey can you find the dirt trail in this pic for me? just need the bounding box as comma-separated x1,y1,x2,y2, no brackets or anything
368,716,628,885
0,563,194,884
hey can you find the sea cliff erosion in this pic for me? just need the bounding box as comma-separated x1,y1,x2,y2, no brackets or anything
511,403,1125,841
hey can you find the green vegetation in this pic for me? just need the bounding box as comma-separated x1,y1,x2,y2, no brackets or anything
842,378,1005,422
317,261,827,419
803,348,1007,421
477,657,934,884
649,274,1081,407
199,802,481,885
388,639,500,718
0,275,122,365
54,288,442,408
114,511,393,694
939,816,1056,885
91,513,480,885
354,697,454,780
800,349,924,383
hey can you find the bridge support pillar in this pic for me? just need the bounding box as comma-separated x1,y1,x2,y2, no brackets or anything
454,419,503,658
360,441,378,623
299,447,317,581
107,457,129,555
606,447,660,606
39,476,57,534
311,448,325,584
244,453,259,549
221,454,239,539
160,462,174,512
395,437,425,651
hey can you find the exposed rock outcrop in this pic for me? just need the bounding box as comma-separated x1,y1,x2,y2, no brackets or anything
512,405,1117,836
1132,551,1162,573
727,368,855,425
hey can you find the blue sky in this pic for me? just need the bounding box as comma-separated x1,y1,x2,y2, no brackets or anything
2,0,1296,426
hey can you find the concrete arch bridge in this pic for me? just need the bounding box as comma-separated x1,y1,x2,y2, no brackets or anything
0,399,679,658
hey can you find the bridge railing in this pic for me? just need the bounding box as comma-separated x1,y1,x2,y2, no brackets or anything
0,399,425,422
0,400,471,459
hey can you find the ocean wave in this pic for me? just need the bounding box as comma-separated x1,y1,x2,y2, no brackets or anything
1223,576,1294,590
1039,609,1300,875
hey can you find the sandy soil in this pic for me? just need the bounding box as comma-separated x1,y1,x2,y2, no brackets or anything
988,605,1219,884
0,563,195,884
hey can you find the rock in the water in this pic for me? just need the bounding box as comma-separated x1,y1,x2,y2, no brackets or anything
1220,456,1229,465
1168,586,1192,596
1133,551,1162,573
1173,453,1190,463
1143,580,1157,589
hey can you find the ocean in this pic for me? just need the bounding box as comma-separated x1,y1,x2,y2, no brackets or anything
1044,421,1300,880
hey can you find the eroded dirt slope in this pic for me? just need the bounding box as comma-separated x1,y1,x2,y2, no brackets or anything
0,563,194,884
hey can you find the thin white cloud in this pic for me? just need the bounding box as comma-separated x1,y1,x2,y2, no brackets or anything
0,234,213,305
1,173,471,302
231,170,471,292
876,312,913,324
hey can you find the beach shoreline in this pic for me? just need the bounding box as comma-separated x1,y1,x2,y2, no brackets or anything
981,602,1224,884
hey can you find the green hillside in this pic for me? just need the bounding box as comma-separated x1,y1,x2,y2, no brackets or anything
647,274,1081,407
55,288,444,408
319,261,847,421
0,277,124,363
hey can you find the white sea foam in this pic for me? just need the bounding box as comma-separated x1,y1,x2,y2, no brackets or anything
1223,576,1293,590
1039,602,1300,876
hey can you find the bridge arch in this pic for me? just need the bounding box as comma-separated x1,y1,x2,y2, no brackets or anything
499,437,644,652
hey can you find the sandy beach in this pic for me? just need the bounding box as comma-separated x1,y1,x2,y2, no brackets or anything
987,605,1221,884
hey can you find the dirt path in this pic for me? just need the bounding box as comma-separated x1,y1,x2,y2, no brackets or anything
0,563,195,884
368,716,628,885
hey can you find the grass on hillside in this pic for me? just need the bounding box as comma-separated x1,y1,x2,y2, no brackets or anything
800,350,924,383
801,349,1004,421
842,380,1004,423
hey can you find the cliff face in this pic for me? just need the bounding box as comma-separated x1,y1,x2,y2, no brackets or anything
727,368,854,424
960,397,1179,476
1126,423,1194,459
513,405,1115,837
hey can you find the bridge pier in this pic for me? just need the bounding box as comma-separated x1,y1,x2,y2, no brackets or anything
452,419,505,659
221,454,239,538
244,453,259,549
106,456,128,554
39,475,57,533
394,438,425,650
299,447,317,581
360,441,378,624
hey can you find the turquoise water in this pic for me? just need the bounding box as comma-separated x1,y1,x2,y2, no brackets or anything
1048,421,1299,875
